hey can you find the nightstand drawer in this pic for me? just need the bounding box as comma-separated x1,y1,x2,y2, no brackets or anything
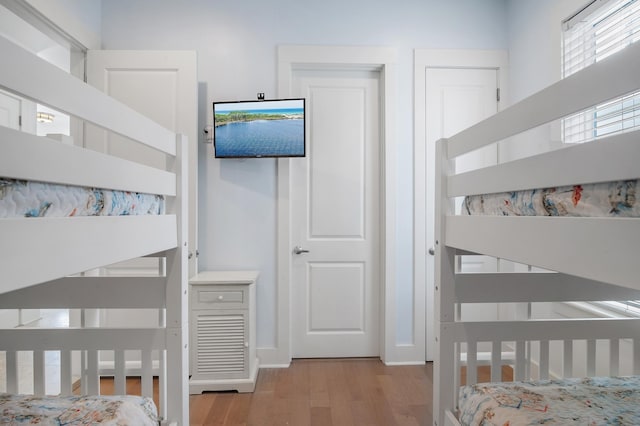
191,287,247,309
189,271,259,393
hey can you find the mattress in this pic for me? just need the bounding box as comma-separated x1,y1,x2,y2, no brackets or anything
458,375,640,425
463,179,639,217
0,393,158,425
0,178,163,218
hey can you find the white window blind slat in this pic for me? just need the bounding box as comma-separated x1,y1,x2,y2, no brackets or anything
562,0,640,313
562,0,640,144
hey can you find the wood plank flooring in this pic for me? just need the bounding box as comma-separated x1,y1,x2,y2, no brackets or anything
190,358,433,426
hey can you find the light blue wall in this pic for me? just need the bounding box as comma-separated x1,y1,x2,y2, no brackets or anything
100,0,509,348
26,0,101,49
506,0,586,103
502,0,587,162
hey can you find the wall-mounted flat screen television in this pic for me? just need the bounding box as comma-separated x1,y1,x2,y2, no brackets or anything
213,98,305,158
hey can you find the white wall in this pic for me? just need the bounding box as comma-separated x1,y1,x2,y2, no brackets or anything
99,0,509,352
25,0,101,49
501,0,587,162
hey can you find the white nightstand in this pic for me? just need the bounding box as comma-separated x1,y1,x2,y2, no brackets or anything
188,270,259,393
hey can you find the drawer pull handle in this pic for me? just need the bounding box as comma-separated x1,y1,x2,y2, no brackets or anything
218,295,224,300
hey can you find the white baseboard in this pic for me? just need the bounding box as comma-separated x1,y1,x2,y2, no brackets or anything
257,346,290,368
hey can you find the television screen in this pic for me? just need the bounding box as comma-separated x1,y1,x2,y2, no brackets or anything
213,98,305,158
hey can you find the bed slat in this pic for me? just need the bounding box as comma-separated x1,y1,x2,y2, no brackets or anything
115,350,127,395
0,36,175,155
586,340,596,377
539,340,549,380
0,328,167,351
159,349,168,422
515,341,526,381
466,342,477,384
449,319,640,343
141,350,153,398
6,351,17,394
446,41,640,158
0,127,176,196
0,277,168,309
0,216,177,295
449,129,640,197
33,350,45,395
491,341,501,382
86,350,99,395
610,339,620,377
564,340,573,378
446,216,640,291
60,350,73,396
454,272,640,303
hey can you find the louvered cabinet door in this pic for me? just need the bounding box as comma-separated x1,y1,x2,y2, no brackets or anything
188,271,259,394
192,310,248,380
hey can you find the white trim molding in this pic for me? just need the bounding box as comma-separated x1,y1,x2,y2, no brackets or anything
277,45,399,364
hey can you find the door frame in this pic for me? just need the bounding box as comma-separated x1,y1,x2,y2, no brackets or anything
414,49,509,361
271,45,397,366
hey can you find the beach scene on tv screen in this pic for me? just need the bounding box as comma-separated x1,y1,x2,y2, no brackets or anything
214,99,304,157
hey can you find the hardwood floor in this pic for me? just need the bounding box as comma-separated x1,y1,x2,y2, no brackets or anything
83,359,515,425
189,358,433,426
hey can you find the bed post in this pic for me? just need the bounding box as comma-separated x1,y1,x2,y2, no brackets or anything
165,133,190,425
434,138,457,426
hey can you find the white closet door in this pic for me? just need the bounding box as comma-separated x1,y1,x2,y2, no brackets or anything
86,50,198,278
424,66,499,360
290,68,381,358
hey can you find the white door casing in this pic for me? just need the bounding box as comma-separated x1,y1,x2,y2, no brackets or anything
275,46,399,366
0,90,20,129
86,50,198,278
414,49,508,361
291,69,380,358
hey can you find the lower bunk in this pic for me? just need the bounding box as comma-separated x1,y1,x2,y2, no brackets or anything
0,322,175,425
458,375,640,425
441,314,640,426
0,273,184,426
1,393,158,425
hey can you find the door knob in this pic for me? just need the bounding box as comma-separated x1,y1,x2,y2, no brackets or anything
293,246,310,255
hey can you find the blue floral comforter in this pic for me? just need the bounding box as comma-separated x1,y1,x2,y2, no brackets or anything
0,393,158,425
0,178,163,218
458,375,640,425
463,180,639,217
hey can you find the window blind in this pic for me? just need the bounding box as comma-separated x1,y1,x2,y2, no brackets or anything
562,1,640,318
562,0,640,143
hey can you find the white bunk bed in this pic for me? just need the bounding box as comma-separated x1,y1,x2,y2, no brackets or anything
0,35,189,425
434,41,640,426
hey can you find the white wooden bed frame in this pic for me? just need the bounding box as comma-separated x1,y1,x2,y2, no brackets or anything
434,41,640,426
0,35,189,425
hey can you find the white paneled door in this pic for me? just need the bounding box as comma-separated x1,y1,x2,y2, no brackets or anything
86,50,198,278
291,69,380,358
424,67,499,360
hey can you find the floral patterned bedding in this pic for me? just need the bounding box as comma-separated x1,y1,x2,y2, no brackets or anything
0,393,158,425
458,375,640,425
463,180,639,217
0,178,163,218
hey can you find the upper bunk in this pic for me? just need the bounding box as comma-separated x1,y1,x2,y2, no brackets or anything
0,35,187,294
436,41,640,291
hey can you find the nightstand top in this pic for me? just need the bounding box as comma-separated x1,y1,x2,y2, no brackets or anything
190,270,259,285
